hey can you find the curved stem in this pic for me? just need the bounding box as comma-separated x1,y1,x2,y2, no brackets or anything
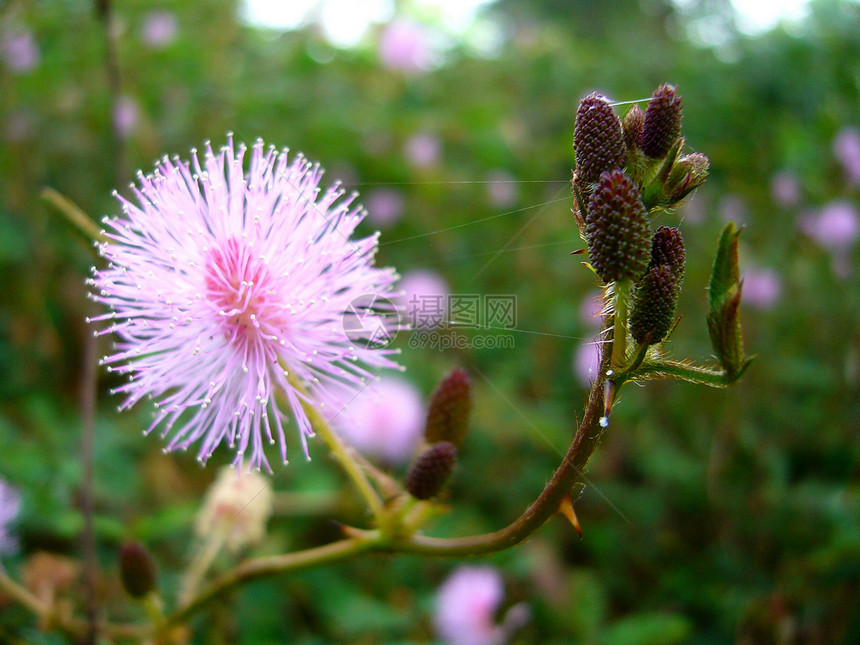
165,535,377,627
285,371,387,529
391,356,609,556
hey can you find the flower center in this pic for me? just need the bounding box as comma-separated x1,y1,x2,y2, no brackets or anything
204,238,284,346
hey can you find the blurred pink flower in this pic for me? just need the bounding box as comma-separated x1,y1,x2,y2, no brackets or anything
364,188,405,227
435,566,505,645
719,194,747,225
0,478,20,556
679,193,706,225
378,19,432,73
141,10,178,49
834,127,860,186
404,133,441,168
741,268,781,310
579,290,604,329
398,269,450,330
801,200,860,252
770,170,800,208
573,339,602,387
113,95,139,139
486,170,518,209
1,29,39,74
331,376,424,464
4,110,35,142
88,137,400,471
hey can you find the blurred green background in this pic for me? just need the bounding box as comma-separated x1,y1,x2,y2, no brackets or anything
1,0,858,643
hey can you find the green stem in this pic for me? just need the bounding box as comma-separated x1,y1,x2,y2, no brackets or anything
284,371,388,530
620,358,735,387
40,187,105,243
165,535,377,627
179,528,227,606
611,280,631,370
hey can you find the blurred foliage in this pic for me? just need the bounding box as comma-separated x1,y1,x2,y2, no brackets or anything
1,0,859,643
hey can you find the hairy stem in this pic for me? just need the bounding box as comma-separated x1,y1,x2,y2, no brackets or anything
611,279,631,370
621,358,739,387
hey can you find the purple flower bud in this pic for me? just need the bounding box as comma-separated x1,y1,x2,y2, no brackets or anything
573,93,626,185
119,541,158,598
641,84,683,159
630,265,680,344
425,369,472,446
586,170,652,283
405,442,457,500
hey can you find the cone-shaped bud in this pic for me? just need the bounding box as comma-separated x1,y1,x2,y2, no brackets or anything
405,442,458,500
573,93,626,185
622,104,645,153
641,84,683,159
630,265,680,344
119,541,157,599
586,170,651,283
707,222,751,380
650,226,686,279
425,369,472,446
665,153,709,203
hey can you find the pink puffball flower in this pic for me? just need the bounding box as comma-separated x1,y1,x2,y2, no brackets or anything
88,137,401,472
404,133,441,168
113,95,139,139
834,127,860,186
398,269,450,330
1,29,39,74
801,200,860,253
364,188,405,227
741,268,782,310
770,170,800,208
141,10,178,49
330,376,424,464
573,339,602,387
435,566,520,645
579,290,604,329
0,478,21,556
485,170,518,209
378,19,432,73
3,29,39,72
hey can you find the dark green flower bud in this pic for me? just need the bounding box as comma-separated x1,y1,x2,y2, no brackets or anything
574,93,627,184
665,153,709,203
641,84,683,159
622,104,645,153
405,442,457,500
630,265,680,344
425,369,472,446
119,541,158,599
586,170,651,283
650,226,686,280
